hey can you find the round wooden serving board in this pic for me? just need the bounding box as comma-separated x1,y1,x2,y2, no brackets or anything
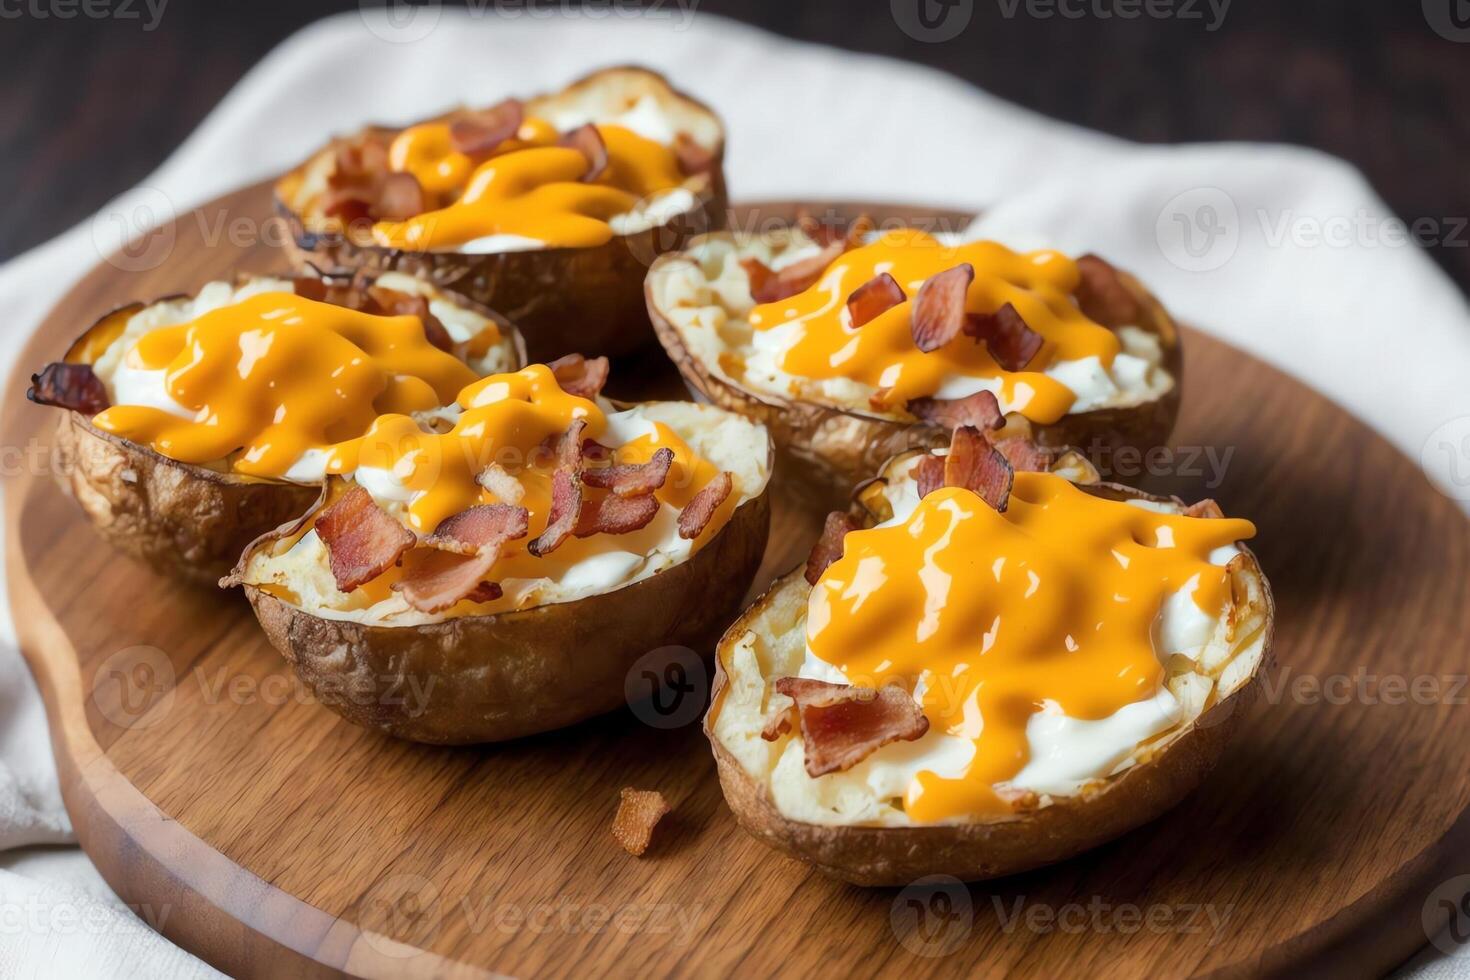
6,183,1470,979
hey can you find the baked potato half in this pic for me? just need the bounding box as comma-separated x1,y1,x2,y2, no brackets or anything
224,361,772,743
647,224,1181,506
28,273,524,585
706,435,1272,885
277,66,728,361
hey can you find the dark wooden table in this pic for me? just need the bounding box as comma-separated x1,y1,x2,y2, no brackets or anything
3,0,1465,289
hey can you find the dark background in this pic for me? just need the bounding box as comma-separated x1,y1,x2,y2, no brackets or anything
3,0,1466,287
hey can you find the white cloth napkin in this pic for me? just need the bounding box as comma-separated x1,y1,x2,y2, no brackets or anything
1,9,1465,978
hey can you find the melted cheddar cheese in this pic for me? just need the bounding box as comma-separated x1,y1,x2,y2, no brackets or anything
805,472,1254,822
372,119,687,251
747,230,1124,424
92,292,480,477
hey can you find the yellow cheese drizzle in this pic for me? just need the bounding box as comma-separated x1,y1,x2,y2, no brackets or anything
371,119,686,250
805,472,1255,822
747,229,1124,425
91,292,480,478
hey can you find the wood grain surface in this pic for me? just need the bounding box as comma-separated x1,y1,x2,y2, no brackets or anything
5,183,1470,979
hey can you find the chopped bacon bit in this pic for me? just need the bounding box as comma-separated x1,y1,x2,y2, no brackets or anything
476,462,525,505
677,471,732,540
906,389,1003,431
741,240,845,304
324,137,426,223
1074,254,1140,327
772,677,929,778
575,491,660,537
367,286,453,352
559,124,609,182
316,484,417,592
394,504,528,613
612,788,670,857
1185,498,1225,520
993,437,1053,473
547,353,610,400
449,99,524,155
945,425,1014,511
464,581,504,604
529,468,582,557
582,447,674,498
760,709,794,741
555,418,588,469
846,272,906,329
673,132,715,176
804,511,857,585
964,302,1043,372
911,263,975,353
914,454,945,498
28,363,109,415
376,173,427,222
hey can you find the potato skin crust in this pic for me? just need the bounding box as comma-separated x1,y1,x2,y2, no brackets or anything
242,490,770,744
53,413,320,587
278,67,730,362
704,483,1273,886
647,241,1182,508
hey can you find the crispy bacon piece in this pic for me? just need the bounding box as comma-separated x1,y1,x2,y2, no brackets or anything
846,272,906,329
945,425,1014,511
740,241,845,304
575,491,660,537
316,484,417,592
673,132,715,176
528,467,581,557
677,471,732,540
914,454,945,498
612,788,670,857
475,462,525,505
324,139,426,224
1185,498,1225,520
559,124,609,182
395,504,530,613
28,363,109,415
804,511,857,585
771,678,930,778
449,98,524,155
1074,254,1140,327
547,353,610,400
464,581,504,604
554,418,589,469
964,302,1043,372
906,389,1003,431
367,286,453,352
581,447,674,498
760,711,793,741
993,437,1053,473
911,263,975,353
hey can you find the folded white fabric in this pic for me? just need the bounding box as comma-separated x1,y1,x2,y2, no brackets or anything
0,9,1464,977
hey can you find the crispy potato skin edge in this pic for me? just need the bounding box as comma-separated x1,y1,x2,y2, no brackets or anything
242,489,770,744
646,242,1182,509
52,413,320,587
703,487,1274,886
277,67,730,362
